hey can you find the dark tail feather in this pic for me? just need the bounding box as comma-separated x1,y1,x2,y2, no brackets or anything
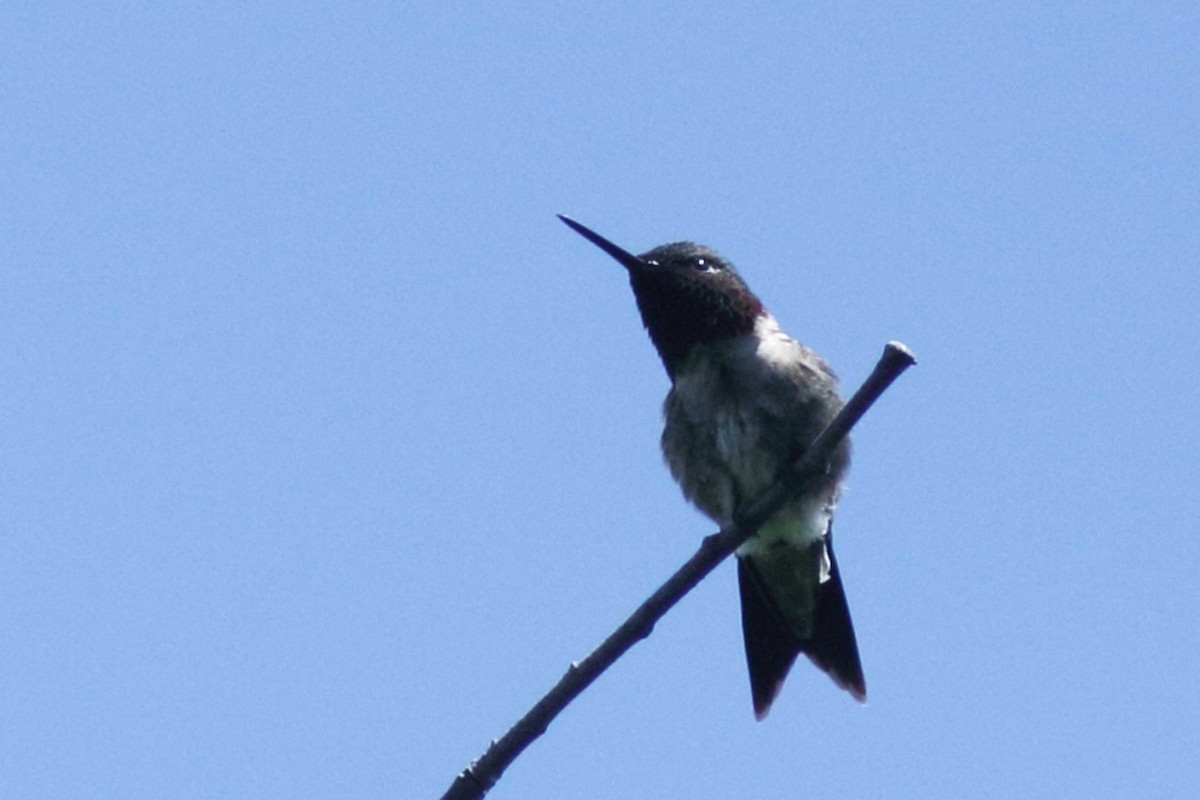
803,533,867,704
737,531,866,719
738,558,802,720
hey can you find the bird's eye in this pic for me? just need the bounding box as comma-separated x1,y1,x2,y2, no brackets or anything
692,257,715,272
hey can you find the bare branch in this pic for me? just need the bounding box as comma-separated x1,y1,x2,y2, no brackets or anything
440,341,916,800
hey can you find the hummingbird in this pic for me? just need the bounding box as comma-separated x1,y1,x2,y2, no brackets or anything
559,215,865,719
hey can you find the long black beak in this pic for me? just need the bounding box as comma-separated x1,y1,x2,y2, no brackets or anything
557,215,647,272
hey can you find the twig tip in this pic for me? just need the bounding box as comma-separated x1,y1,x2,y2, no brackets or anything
883,341,917,366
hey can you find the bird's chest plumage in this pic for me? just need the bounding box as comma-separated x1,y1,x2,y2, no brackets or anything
663,341,798,513
660,320,848,549
666,380,764,521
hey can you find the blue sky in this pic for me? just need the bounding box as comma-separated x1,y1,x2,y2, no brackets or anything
3,3,1198,798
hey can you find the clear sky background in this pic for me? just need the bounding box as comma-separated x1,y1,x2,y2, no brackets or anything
3,3,1197,798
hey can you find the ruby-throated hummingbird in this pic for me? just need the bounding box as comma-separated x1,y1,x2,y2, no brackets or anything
559,215,865,719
